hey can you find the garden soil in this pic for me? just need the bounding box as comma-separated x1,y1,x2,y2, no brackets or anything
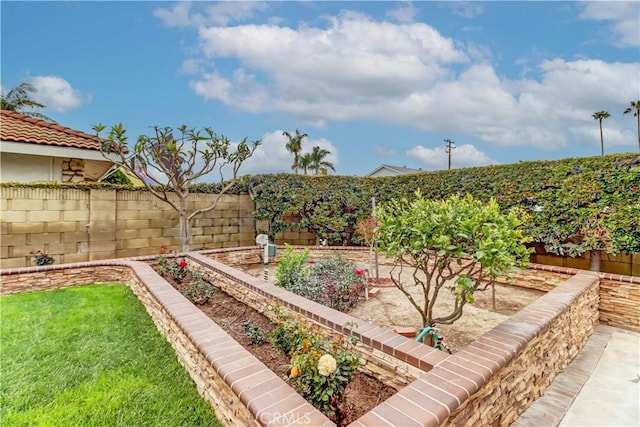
249,263,545,353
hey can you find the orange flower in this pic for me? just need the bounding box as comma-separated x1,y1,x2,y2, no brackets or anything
302,338,310,352
290,366,300,378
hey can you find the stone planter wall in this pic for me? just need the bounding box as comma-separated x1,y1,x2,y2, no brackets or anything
0,248,619,426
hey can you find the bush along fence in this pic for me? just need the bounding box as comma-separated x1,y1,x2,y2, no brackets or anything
2,153,639,274
4,246,637,426
245,153,640,274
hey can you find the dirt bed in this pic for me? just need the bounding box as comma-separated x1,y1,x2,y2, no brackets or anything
158,267,396,426
242,264,545,352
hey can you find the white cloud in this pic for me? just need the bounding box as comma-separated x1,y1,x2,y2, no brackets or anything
445,1,485,19
154,1,268,28
375,146,396,157
386,2,419,23
203,1,268,26
29,76,88,112
407,143,497,170
176,8,638,153
154,2,204,28
578,1,640,47
239,130,338,175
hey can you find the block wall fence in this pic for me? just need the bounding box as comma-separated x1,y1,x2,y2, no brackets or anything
0,247,614,427
1,186,638,276
0,186,315,269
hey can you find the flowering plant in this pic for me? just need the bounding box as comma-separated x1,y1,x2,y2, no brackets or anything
272,308,361,420
317,354,337,376
30,250,54,266
155,246,189,283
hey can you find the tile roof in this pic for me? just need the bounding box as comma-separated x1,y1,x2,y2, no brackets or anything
0,109,104,151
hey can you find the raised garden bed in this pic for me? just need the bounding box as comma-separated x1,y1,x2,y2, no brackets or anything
155,262,397,425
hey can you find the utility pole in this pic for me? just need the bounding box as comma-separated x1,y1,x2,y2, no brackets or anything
444,139,456,170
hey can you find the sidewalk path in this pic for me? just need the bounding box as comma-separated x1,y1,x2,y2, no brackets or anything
512,324,640,427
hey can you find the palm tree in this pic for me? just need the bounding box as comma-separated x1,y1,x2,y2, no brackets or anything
299,152,313,175
592,111,610,156
1,82,54,122
309,146,335,175
623,100,640,153
282,129,307,174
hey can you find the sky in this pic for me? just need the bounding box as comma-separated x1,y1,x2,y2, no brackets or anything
1,1,639,179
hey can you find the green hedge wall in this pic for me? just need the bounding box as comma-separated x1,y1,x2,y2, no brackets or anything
243,153,640,256
5,153,638,257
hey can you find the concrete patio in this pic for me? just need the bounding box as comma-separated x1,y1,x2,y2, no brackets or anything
512,324,640,427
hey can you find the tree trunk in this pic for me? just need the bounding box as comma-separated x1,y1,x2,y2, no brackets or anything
179,205,190,253
590,249,602,272
637,113,640,153
599,121,604,156
492,283,496,312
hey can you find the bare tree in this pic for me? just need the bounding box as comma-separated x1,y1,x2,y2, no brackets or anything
94,123,260,252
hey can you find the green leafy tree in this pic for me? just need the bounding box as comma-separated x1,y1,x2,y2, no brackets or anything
592,111,610,156
308,145,335,175
94,123,260,252
374,192,531,331
283,129,307,174
1,82,55,122
299,152,313,175
623,100,640,152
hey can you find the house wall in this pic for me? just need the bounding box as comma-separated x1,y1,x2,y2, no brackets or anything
0,152,62,182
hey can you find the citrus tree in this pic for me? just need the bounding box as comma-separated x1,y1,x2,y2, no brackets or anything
374,192,531,331
94,123,260,252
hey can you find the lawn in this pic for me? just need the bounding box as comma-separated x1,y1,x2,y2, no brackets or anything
0,283,222,426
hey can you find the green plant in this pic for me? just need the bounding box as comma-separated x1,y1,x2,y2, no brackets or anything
180,269,215,305
269,307,319,356
308,255,365,311
30,250,54,266
275,249,365,312
246,153,640,258
275,244,310,290
241,319,267,345
155,246,189,283
269,307,361,420
375,192,531,330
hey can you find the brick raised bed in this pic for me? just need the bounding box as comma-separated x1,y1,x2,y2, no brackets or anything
1,246,630,426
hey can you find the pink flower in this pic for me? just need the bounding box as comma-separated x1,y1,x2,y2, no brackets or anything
354,268,365,275
632,186,639,191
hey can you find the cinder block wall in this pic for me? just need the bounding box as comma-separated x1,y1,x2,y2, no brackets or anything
1,187,312,268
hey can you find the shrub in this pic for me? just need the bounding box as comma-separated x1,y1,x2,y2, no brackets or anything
180,269,215,305
275,249,365,312
156,246,189,283
375,192,531,330
275,244,310,290
30,250,54,266
269,307,361,419
241,319,267,345
308,256,365,311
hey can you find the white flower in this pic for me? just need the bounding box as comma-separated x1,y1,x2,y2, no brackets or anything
317,354,337,376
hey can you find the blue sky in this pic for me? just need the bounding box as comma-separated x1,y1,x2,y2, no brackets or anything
2,1,639,179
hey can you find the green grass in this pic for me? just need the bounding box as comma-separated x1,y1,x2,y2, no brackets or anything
0,284,222,426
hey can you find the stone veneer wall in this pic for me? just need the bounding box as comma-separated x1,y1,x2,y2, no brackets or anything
0,259,330,427
61,158,85,183
207,246,639,333
1,248,630,426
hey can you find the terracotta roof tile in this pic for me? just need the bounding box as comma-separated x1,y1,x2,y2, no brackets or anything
0,109,104,151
